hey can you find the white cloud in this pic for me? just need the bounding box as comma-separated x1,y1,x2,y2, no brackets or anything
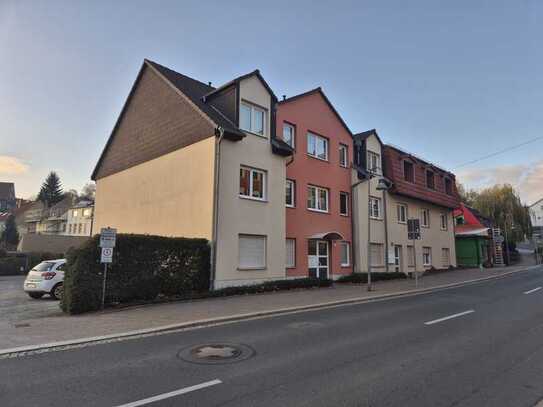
457,160,543,206
0,155,29,175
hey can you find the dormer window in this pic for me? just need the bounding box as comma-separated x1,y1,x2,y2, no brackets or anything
240,101,265,136
367,151,381,174
445,178,453,195
426,170,435,189
403,160,414,182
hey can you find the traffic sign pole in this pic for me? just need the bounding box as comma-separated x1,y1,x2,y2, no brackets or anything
101,263,108,310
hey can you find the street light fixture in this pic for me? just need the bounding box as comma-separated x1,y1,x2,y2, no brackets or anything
367,176,391,291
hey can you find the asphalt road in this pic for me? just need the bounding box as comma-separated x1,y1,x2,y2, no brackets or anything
2,266,543,407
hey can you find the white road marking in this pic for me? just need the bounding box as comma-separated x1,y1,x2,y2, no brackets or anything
114,379,222,407
424,310,475,326
524,287,542,295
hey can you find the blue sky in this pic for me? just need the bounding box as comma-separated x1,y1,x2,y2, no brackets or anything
1,0,542,203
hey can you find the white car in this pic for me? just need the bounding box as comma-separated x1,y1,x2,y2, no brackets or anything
23,259,66,300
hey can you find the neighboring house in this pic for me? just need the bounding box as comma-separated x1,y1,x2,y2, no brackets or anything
65,201,94,236
530,197,543,239
12,200,34,236
453,203,494,267
23,197,74,235
0,182,16,212
24,201,46,234
352,131,459,274
277,88,353,280
92,59,293,289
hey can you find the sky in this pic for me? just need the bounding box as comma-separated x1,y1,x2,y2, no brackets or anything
1,0,542,204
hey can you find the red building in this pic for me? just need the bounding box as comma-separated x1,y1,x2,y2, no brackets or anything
277,88,353,279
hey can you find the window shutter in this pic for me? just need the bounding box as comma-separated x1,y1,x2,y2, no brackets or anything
239,236,266,269
286,239,295,267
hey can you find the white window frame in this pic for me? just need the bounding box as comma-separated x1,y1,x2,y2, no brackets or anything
421,208,430,228
283,122,295,148
307,185,329,213
240,101,266,136
239,166,267,201
340,192,349,216
340,241,351,267
286,179,295,208
397,203,407,224
407,245,415,267
367,150,381,174
238,234,267,270
370,243,384,267
339,144,348,167
307,132,329,161
422,247,432,266
440,213,448,230
286,238,296,268
369,196,382,219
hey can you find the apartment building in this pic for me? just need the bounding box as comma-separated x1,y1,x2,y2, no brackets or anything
92,60,293,289
352,130,459,274
277,88,353,280
65,201,94,236
530,197,543,239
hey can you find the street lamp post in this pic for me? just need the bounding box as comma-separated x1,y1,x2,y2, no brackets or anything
367,176,391,291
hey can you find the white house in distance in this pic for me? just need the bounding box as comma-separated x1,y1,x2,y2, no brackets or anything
65,201,94,236
530,197,543,239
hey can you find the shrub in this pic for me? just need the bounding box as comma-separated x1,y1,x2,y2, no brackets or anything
210,278,332,297
337,272,407,284
61,234,210,314
0,251,63,276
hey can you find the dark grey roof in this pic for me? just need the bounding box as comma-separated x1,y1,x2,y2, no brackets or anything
145,60,245,139
0,182,15,200
353,129,383,145
203,69,278,102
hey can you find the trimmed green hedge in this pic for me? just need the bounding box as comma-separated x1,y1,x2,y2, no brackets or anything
61,234,210,314
336,272,407,284
210,278,332,297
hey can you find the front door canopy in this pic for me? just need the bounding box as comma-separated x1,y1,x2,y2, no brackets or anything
308,231,344,241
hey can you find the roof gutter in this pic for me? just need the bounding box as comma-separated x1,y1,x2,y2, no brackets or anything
210,126,225,290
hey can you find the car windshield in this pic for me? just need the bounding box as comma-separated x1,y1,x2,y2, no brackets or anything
32,262,56,272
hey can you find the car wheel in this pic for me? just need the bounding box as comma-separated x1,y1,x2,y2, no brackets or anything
51,283,63,300
28,292,44,299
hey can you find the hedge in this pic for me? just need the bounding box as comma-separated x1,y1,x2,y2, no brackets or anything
61,234,210,314
0,252,63,276
210,278,332,297
336,272,408,284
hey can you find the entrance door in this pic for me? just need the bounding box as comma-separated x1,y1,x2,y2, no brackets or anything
394,245,402,273
308,240,329,279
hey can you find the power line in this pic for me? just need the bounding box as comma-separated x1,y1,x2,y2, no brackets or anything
454,135,543,169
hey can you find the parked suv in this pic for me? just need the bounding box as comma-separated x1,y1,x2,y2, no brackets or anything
23,259,66,300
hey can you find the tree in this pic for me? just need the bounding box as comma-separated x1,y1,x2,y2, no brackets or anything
471,184,532,243
1,215,19,248
37,171,64,206
457,183,479,207
80,182,96,201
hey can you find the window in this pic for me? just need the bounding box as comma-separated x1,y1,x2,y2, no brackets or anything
83,209,91,217
283,123,295,148
307,132,328,161
340,192,349,216
407,246,415,267
340,241,350,266
421,208,430,228
239,235,266,269
369,197,382,219
442,248,450,268
445,178,453,195
339,144,348,167
426,170,435,189
422,247,432,266
370,243,384,267
83,224,86,234
307,185,329,212
73,210,79,217
403,161,414,182
78,224,82,234
286,179,295,207
240,166,266,200
367,151,381,174
286,238,296,268
440,213,448,230
240,102,265,135
397,204,407,223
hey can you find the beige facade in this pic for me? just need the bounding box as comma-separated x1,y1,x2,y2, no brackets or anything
93,137,216,238
214,76,287,288
352,133,456,274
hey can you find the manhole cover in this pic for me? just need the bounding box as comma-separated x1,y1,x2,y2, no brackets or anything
178,343,255,365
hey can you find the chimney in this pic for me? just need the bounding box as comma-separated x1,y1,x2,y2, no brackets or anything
208,82,212,86
282,95,286,101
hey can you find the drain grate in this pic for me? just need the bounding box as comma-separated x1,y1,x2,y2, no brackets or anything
178,343,255,365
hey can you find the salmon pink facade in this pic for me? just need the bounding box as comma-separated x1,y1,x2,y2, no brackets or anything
277,89,353,279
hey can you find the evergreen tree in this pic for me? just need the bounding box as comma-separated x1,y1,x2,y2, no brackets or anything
1,215,19,248
38,171,64,206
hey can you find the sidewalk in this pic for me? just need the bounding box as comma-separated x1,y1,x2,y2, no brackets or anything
1,262,540,353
